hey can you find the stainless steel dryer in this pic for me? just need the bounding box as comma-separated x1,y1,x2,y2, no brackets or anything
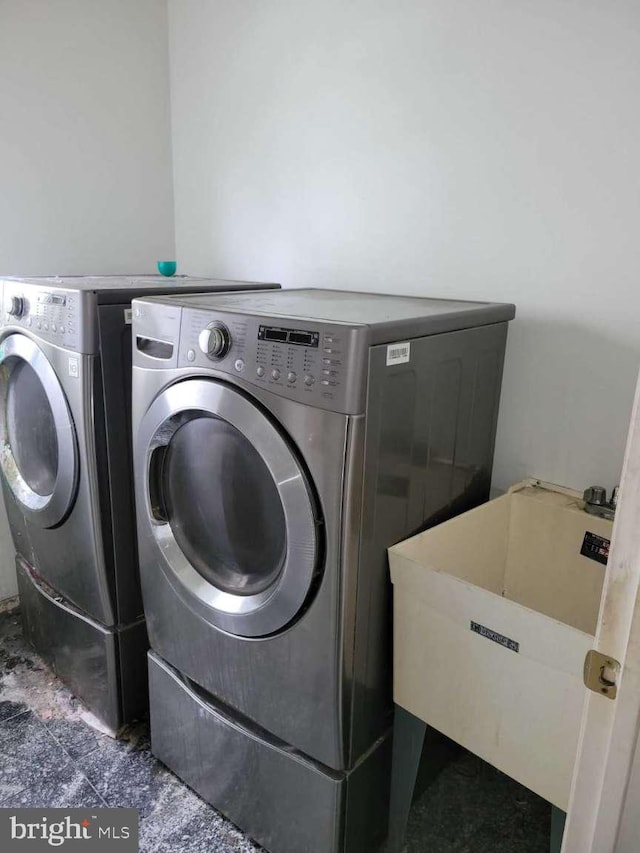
0,275,279,731
131,288,515,853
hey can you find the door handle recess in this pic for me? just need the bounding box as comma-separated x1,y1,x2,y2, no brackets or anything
148,446,169,523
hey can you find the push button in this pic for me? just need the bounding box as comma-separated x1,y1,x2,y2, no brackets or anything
304,374,315,386
256,366,265,378
287,371,297,383
271,369,281,380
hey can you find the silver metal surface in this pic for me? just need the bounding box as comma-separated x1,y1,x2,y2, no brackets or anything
138,378,320,637
133,289,514,415
146,288,515,340
583,485,618,520
133,296,370,415
17,556,148,732
0,275,281,730
1,276,280,354
584,485,607,506
5,295,25,317
349,323,509,762
149,651,390,853
1,278,95,353
0,333,78,527
133,361,350,768
197,323,230,360
1,274,278,293
132,290,512,851
0,330,113,623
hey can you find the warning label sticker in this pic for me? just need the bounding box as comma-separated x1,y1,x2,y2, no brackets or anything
386,341,410,366
581,531,610,566
68,357,79,378
470,621,519,653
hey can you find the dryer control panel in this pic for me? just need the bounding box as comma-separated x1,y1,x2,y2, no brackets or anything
0,280,84,351
175,308,368,413
132,298,369,414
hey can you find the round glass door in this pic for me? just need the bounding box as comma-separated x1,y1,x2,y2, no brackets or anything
0,334,78,527
163,416,287,596
138,378,321,638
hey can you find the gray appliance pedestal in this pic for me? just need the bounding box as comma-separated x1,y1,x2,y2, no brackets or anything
17,556,148,732
148,651,391,853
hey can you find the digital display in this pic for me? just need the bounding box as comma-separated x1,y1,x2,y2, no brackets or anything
39,293,66,306
258,326,319,348
264,329,287,342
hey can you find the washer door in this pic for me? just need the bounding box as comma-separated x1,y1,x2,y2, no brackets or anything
139,378,321,638
0,334,78,528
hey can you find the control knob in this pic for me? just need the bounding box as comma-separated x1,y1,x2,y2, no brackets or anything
198,323,231,360
5,296,25,318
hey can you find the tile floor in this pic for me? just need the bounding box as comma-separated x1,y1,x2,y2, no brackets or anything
0,603,552,852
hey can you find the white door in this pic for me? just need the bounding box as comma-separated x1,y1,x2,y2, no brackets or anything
563,370,640,852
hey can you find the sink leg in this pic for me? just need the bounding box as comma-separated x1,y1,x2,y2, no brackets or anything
550,806,566,853
388,705,427,853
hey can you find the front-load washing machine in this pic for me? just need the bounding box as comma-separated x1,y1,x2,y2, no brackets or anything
0,275,279,731
131,288,515,852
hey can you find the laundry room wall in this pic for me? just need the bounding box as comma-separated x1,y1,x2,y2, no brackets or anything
167,0,640,496
0,0,175,599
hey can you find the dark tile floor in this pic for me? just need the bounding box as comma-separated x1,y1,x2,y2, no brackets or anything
0,602,552,852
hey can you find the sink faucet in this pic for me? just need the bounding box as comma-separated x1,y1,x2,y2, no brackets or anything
583,485,619,521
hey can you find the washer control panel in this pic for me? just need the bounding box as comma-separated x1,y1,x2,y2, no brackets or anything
1,281,81,350
175,308,367,413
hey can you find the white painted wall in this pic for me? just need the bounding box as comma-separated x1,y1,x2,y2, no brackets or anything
168,0,640,495
0,0,175,599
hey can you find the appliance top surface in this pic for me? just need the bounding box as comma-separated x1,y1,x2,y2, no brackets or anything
140,288,515,338
2,275,278,294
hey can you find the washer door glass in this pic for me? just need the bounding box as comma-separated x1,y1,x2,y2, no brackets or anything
163,416,287,596
0,334,78,527
140,378,321,638
6,360,58,496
